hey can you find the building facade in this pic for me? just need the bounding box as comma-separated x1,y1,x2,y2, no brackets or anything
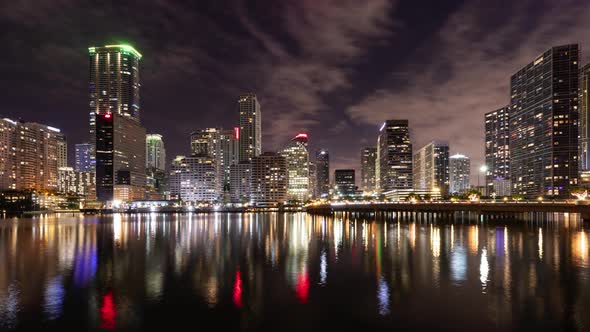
0,119,64,192
377,120,413,193
579,64,590,175
229,161,251,203
251,152,287,207
449,154,470,194
58,167,96,199
485,106,510,194
238,93,261,162
509,44,579,197
315,149,330,198
360,147,377,194
75,143,93,172
334,169,356,197
279,133,310,201
146,134,166,171
90,45,146,202
412,141,449,195
169,156,217,203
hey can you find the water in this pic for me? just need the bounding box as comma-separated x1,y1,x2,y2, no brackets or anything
0,212,589,331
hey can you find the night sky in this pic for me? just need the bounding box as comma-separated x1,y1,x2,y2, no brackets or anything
2,0,590,182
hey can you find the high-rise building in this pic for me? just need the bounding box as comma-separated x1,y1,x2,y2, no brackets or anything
90,44,146,202
413,141,449,194
75,143,93,172
334,169,356,197
279,133,310,201
0,119,64,191
169,156,217,203
89,45,142,171
308,161,317,199
377,120,412,193
58,167,96,199
145,134,167,198
190,128,238,195
146,134,166,171
251,152,287,207
218,128,239,190
361,147,377,194
57,135,67,169
230,161,251,203
238,93,261,162
0,119,17,190
315,149,330,198
509,44,579,197
579,64,590,174
449,154,470,194
485,106,510,194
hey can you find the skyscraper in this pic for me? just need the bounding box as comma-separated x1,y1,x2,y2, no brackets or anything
75,143,93,172
238,93,261,162
377,120,412,193
0,118,64,191
485,106,510,194
230,161,251,203
146,134,166,171
361,147,377,194
413,141,449,194
251,152,287,207
579,64,590,173
449,154,470,194
315,149,330,198
90,44,146,202
58,167,96,199
334,169,356,197
218,128,239,190
89,45,142,171
279,133,310,201
509,44,579,197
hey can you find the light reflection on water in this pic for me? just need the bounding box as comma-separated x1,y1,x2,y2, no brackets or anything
0,212,588,331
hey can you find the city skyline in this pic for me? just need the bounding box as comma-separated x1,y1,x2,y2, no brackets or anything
6,1,590,182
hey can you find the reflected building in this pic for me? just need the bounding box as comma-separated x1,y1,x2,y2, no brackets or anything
509,44,579,197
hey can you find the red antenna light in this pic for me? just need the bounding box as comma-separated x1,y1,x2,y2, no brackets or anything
104,113,112,119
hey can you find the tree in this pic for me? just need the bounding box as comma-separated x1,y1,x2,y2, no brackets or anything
570,187,588,200
511,194,524,201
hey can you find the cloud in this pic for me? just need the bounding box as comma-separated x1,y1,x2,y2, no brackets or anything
347,0,590,182
236,0,395,148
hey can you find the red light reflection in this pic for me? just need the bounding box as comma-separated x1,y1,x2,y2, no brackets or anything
100,291,116,330
295,273,309,304
233,271,243,308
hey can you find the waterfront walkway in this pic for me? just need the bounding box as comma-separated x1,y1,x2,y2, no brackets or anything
306,201,590,221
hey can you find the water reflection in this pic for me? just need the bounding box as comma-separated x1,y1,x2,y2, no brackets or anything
0,212,588,330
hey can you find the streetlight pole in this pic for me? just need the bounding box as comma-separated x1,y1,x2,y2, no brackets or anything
479,165,488,197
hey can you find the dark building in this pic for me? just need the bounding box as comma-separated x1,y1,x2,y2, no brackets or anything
334,169,356,197
75,143,93,172
315,149,330,197
377,120,413,192
509,44,579,197
485,106,510,194
361,147,377,194
91,45,146,202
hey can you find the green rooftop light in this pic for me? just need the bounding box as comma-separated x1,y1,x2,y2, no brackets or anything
88,44,142,59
